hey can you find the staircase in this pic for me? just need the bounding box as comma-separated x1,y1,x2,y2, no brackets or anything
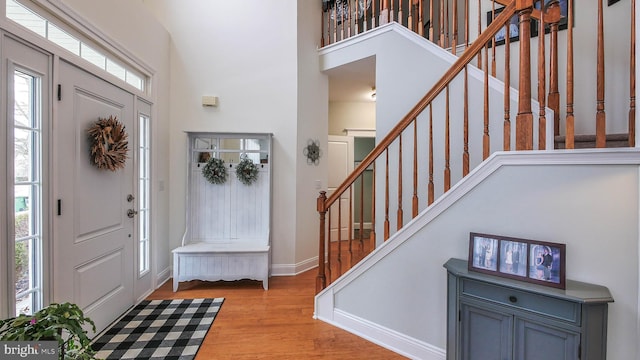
315,1,638,357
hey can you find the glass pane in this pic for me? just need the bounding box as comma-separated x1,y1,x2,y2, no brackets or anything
6,0,46,37
126,71,143,91
14,129,33,182
14,72,33,128
16,291,33,316
48,23,80,55
220,138,241,150
220,152,240,164
106,59,126,81
15,240,31,312
245,139,262,151
194,137,215,150
14,204,30,238
80,44,106,69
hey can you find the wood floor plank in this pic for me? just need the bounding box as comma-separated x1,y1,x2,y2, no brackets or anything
147,269,406,359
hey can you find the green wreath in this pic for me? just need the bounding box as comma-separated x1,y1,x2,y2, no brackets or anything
202,157,227,184
235,156,259,185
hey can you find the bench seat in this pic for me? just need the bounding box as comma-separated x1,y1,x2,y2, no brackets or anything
172,241,270,291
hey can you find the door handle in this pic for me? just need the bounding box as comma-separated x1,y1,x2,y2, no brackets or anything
127,209,138,218
127,194,135,202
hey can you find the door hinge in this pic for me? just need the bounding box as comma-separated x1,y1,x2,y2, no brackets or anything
458,309,461,322
578,339,581,359
57,199,61,216
57,84,61,101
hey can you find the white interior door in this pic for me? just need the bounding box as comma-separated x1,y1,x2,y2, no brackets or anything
327,135,354,241
54,60,135,334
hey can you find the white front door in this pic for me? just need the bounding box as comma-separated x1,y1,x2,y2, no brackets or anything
327,135,354,241
54,60,135,334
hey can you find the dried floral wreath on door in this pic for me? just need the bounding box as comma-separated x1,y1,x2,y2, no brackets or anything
87,115,128,171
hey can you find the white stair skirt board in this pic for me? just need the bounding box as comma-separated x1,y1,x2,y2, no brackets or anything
314,148,640,360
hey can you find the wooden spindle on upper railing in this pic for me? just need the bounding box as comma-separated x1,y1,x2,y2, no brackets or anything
452,0,458,55
316,191,327,293
549,20,560,136
537,1,546,150
429,0,434,41
491,1,496,76
397,134,403,230
596,0,606,148
327,208,332,283
445,86,451,191
337,195,342,275
566,0,575,149
370,163,376,245
398,0,403,26
477,0,482,68
348,186,353,255
440,0,446,47
516,2,534,150
349,0,354,38
483,42,490,159
341,1,345,41
504,20,511,151
384,149,390,240
631,0,637,147
408,0,414,31
413,120,419,218
358,177,364,250
428,105,434,205
464,66,470,175
391,0,396,22
418,0,424,36
364,0,369,31
464,0,469,48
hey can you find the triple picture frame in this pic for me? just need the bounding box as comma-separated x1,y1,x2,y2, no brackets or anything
468,232,566,289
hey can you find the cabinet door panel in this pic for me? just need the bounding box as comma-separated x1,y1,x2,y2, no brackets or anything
461,303,513,360
515,319,579,360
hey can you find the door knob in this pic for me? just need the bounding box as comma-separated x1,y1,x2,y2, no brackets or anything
127,209,138,218
127,194,135,202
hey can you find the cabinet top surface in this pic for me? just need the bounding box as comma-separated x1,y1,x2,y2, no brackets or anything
444,258,613,304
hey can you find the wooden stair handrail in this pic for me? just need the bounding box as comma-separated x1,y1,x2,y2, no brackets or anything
319,1,518,213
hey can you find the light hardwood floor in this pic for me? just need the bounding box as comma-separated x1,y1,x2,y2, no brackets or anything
148,269,406,359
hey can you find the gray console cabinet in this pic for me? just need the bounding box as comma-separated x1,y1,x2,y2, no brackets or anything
444,258,613,360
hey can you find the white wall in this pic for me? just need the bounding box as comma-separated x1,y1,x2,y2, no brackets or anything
142,0,326,274
329,101,376,136
328,152,640,359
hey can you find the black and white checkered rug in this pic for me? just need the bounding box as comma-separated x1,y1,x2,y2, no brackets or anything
92,298,224,360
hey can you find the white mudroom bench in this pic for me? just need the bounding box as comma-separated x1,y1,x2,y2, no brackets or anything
172,132,272,291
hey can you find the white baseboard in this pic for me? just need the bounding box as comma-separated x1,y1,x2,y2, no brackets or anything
156,267,171,288
320,309,445,360
271,257,318,276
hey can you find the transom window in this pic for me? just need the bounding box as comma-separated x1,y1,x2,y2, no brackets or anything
6,0,146,92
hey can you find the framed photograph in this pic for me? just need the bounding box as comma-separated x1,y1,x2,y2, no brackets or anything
468,233,499,274
528,241,566,289
487,6,537,47
468,232,566,289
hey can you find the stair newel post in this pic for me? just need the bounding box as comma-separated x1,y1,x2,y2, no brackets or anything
316,191,327,293
565,0,575,149
516,1,534,151
630,0,636,147
596,0,606,148
538,0,547,150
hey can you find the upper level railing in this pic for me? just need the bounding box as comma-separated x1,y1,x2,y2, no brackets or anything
317,0,636,293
